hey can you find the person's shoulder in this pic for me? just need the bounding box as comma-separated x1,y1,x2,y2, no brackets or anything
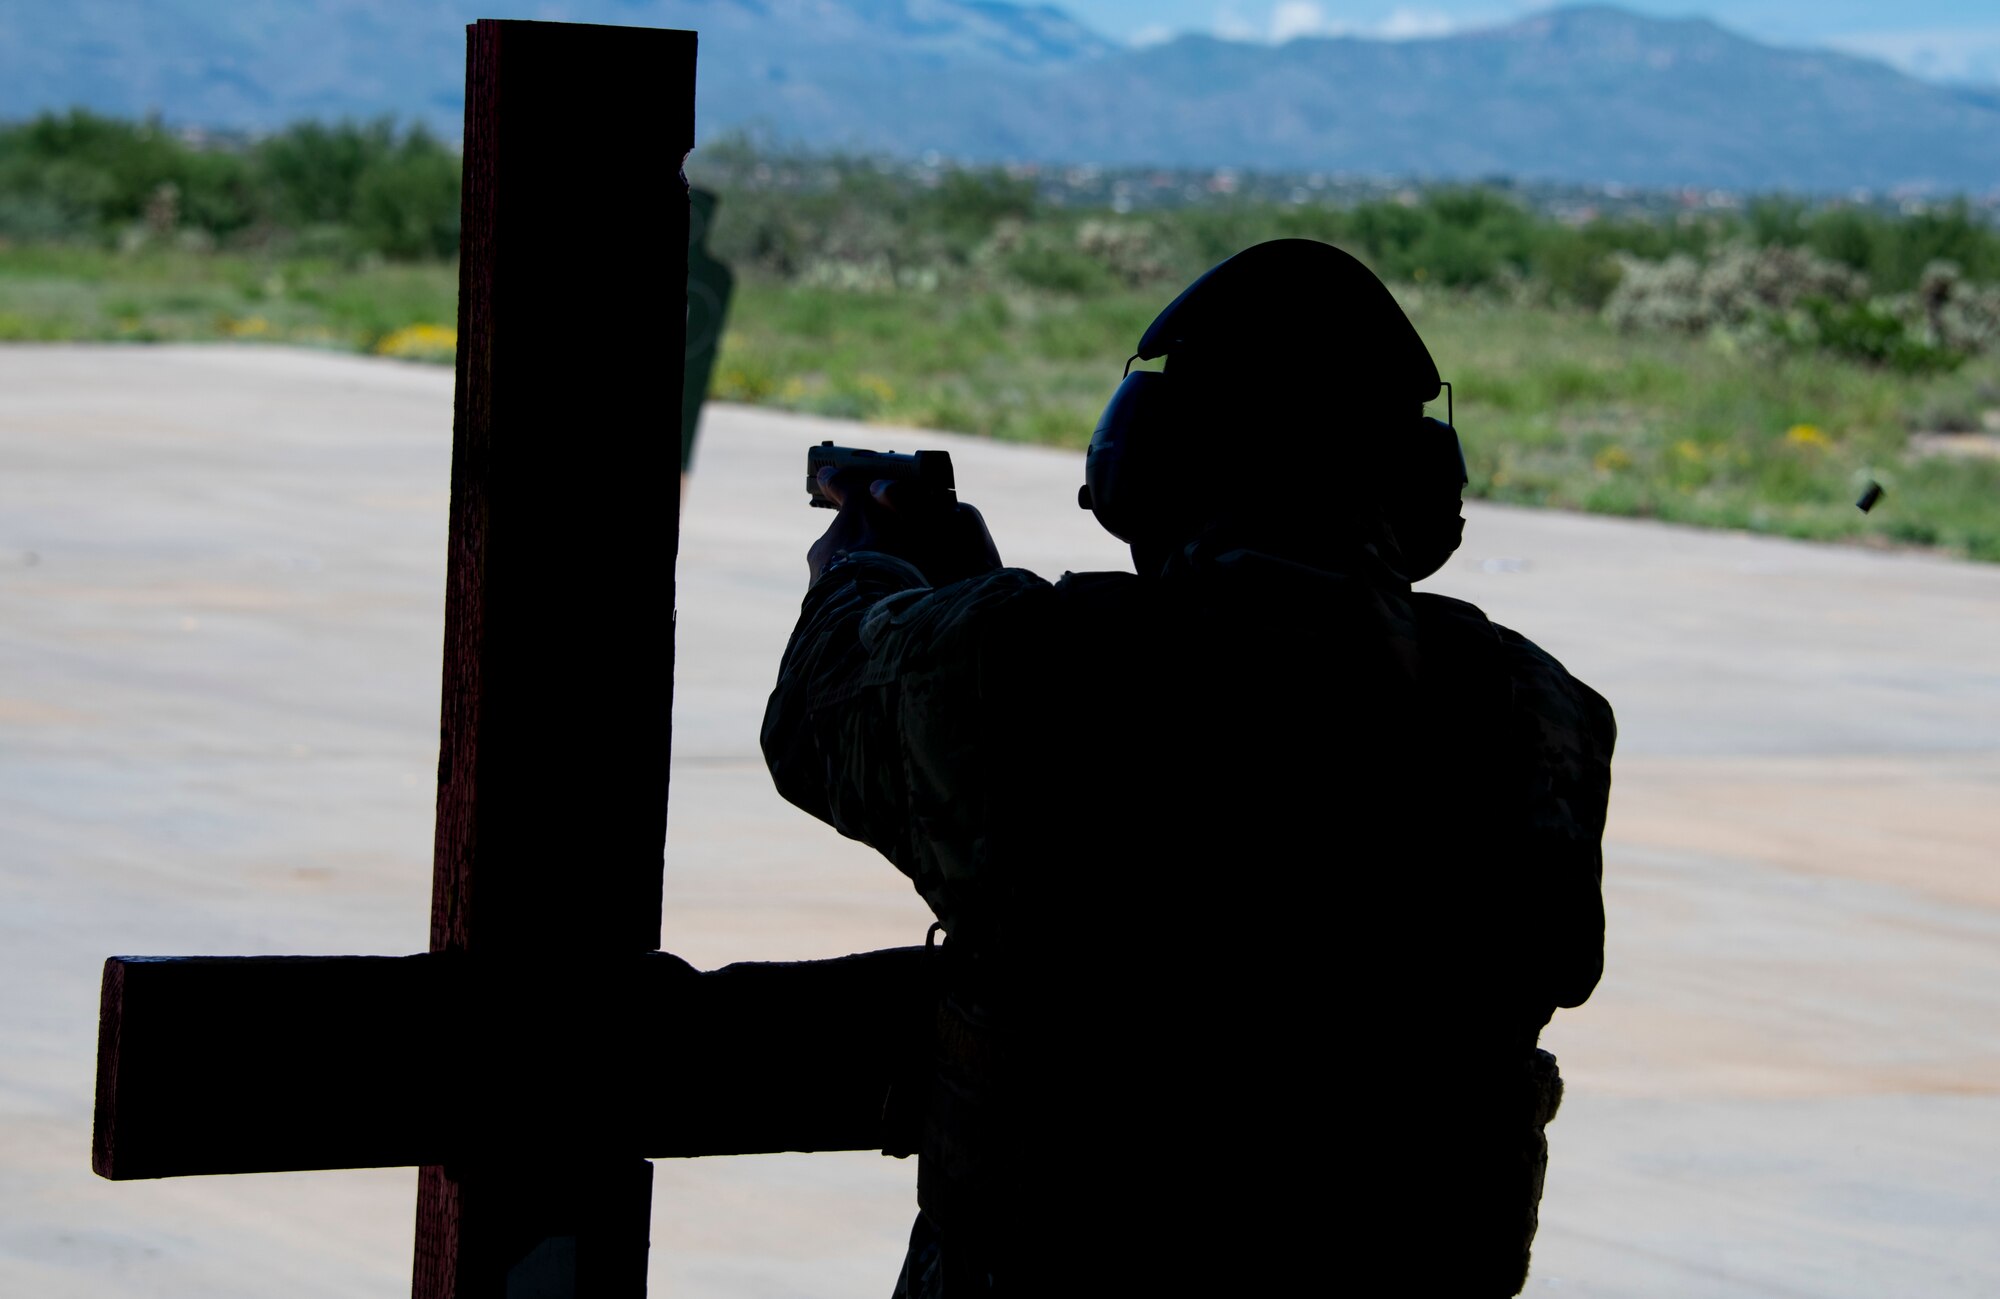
1489,618,1616,751
1047,569,1159,636
857,565,1053,651
1410,592,1577,678
1409,592,1615,740
1492,622,1611,719
929,565,1056,616
1408,590,1499,642
1053,569,1142,600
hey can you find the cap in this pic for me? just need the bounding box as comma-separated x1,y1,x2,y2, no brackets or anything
1136,238,1441,403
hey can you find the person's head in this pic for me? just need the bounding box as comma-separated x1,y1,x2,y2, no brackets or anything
1078,238,1466,581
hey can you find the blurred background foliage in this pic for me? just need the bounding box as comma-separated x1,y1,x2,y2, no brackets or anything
0,111,460,258
1,112,1996,558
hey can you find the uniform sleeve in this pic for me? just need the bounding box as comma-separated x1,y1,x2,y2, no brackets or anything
760,551,927,839
1496,627,1618,1009
760,556,1052,925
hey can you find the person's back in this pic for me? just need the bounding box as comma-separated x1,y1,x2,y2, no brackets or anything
763,240,1613,1295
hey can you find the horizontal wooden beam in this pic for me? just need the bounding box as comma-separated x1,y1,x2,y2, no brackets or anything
93,947,932,1181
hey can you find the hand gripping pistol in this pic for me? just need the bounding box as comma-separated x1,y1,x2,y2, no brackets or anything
805,441,957,508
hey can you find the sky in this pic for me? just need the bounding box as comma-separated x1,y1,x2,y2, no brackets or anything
1070,0,2000,85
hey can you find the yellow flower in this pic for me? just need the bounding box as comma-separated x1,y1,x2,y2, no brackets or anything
1671,439,1704,462
223,315,271,337
1593,446,1632,472
1785,423,1830,448
856,374,896,403
374,323,458,361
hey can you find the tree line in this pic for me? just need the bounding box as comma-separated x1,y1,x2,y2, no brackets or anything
690,140,2000,309
4,109,1997,311
0,111,459,259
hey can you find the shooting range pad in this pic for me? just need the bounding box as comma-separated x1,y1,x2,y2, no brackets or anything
1,344,1995,1297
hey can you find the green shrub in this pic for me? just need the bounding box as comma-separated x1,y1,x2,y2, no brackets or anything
1006,243,1111,295
260,121,384,226
1798,298,1963,374
0,111,458,260
350,128,460,260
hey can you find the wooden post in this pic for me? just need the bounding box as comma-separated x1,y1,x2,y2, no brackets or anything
414,19,693,1298
86,20,936,1299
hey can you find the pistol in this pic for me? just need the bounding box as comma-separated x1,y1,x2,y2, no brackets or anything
806,441,957,509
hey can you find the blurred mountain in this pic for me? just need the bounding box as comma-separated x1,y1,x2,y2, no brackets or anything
4,2,1997,192
1004,6,2000,191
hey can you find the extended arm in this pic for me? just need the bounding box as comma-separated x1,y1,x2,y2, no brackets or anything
760,466,1037,928
760,551,929,844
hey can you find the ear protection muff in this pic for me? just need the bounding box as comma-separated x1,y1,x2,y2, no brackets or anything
1076,360,1190,545
1409,383,1468,494
1078,368,1468,546
1384,389,1469,582
1077,239,1469,546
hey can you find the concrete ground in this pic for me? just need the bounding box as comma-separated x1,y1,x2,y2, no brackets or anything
1,344,1995,1297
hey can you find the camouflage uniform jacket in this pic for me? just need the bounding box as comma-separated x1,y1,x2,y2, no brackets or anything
762,536,1614,1293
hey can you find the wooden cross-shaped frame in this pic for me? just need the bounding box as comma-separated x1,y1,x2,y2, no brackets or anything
89,20,929,1298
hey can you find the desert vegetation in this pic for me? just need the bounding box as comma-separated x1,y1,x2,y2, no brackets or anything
2,112,1996,557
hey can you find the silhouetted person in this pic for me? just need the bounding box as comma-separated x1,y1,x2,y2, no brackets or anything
763,239,1614,1296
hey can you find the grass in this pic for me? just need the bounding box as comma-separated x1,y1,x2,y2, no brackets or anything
710,279,1160,443
3,241,1996,560
1414,297,2000,558
717,275,2000,561
0,243,457,348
